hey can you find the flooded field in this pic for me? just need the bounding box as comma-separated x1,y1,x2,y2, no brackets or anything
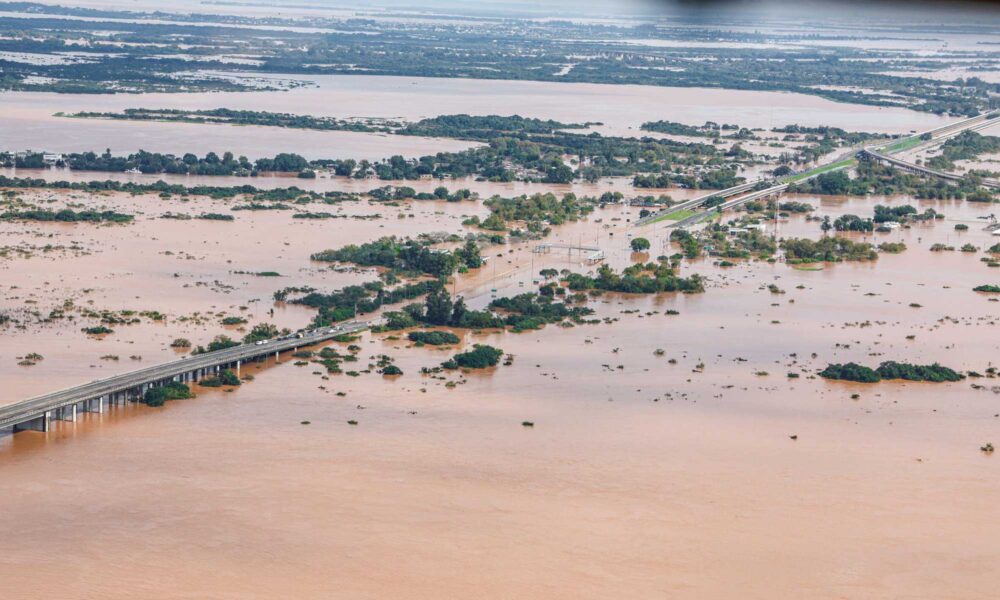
2,0,1000,595
0,106,477,161
1,183,999,598
0,75,957,159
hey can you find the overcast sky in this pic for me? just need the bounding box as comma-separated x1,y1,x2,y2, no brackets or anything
328,0,1000,21
391,0,995,14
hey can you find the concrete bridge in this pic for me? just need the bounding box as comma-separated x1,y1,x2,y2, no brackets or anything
642,111,1000,231
0,321,369,434
910,111,999,143
671,183,791,228
632,179,765,227
860,148,1000,189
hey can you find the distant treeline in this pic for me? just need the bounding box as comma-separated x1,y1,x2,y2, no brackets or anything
68,108,398,133
641,120,742,137
0,174,345,201
787,161,996,202
0,208,133,223
0,3,994,116
46,113,748,185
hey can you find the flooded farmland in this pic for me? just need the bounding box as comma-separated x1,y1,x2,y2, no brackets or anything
2,1,1000,597
1,183,999,598
0,75,957,159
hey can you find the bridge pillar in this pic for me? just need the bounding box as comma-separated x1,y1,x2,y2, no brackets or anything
80,396,105,413
236,360,241,375
13,414,49,433
51,405,77,422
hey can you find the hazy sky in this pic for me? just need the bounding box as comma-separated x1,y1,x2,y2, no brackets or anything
22,0,1000,23
313,0,1000,20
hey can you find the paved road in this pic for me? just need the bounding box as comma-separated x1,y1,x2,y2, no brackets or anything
861,147,1000,189
0,321,370,429
672,182,792,228
632,180,764,227
648,111,1000,230
912,111,999,143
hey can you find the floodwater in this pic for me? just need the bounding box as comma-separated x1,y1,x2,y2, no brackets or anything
0,108,478,161
1,184,1000,598
0,74,957,159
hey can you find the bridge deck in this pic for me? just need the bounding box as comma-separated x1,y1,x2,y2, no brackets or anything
862,149,1000,189
633,180,761,227
0,321,369,430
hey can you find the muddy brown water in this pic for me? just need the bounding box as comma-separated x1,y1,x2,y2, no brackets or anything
0,75,957,160
1,184,999,598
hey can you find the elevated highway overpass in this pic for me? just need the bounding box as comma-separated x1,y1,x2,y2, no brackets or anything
632,180,764,227
860,147,1000,189
638,111,1000,231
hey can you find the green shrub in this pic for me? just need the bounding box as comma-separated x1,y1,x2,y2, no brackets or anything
142,382,193,407
243,323,280,343
82,325,113,335
819,362,881,383
408,331,461,345
875,361,963,382
449,344,504,369
218,369,241,386
820,361,963,383
382,365,403,376
201,369,241,387
191,335,241,355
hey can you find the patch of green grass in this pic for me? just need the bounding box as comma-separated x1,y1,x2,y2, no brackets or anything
782,159,856,183
881,136,923,154
648,208,698,224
